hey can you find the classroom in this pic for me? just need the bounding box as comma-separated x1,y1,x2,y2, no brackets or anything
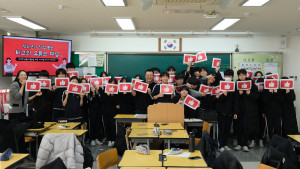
0,0,300,169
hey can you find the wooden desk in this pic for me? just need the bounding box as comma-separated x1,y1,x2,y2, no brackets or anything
26,122,56,132
168,168,211,169
160,130,189,149
131,122,184,130
163,150,207,168
129,129,159,147
115,114,147,132
40,129,87,136
0,153,28,169
184,119,218,140
118,150,162,167
49,122,81,129
288,135,300,143
121,168,165,169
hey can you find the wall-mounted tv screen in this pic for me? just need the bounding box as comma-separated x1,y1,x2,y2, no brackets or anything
3,36,71,76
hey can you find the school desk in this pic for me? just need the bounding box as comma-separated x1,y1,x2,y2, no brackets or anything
40,129,87,136
129,129,159,148
131,122,184,130
163,149,207,168
49,122,81,130
24,122,57,155
159,129,189,149
184,118,218,140
114,114,147,132
0,153,28,169
120,168,165,169
288,135,300,143
118,150,162,167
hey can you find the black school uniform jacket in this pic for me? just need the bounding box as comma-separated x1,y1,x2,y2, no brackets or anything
89,91,101,114
29,89,54,113
215,91,235,116
281,90,298,134
62,92,83,119
118,92,134,114
262,89,283,118
99,87,118,117
134,81,155,111
151,84,174,103
172,95,199,118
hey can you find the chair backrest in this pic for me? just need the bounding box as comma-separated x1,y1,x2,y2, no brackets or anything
125,128,131,150
202,121,210,134
81,122,87,130
97,148,119,169
147,103,184,126
258,163,276,169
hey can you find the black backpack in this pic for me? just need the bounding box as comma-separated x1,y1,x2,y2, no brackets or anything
82,144,93,168
113,123,127,156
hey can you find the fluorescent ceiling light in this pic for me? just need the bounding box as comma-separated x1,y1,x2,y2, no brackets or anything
102,0,125,6
211,18,240,31
242,0,270,6
3,16,46,30
115,18,135,30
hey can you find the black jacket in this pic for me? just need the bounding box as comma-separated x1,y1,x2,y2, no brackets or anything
40,157,67,169
214,150,243,169
134,81,155,111
172,95,199,118
281,90,298,135
262,89,283,118
29,89,54,113
196,131,217,168
215,91,235,116
118,93,134,114
151,84,173,103
99,87,119,116
52,87,66,109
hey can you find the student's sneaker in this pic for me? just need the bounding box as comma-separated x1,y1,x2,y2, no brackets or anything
234,145,242,151
243,146,249,152
95,139,103,145
111,141,115,146
102,138,107,143
217,147,225,152
108,141,113,147
248,140,255,148
224,146,232,151
259,140,264,148
233,139,238,146
91,140,96,146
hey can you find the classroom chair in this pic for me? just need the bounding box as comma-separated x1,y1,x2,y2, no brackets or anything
258,163,276,169
97,148,119,169
125,128,132,150
202,121,211,134
24,137,35,158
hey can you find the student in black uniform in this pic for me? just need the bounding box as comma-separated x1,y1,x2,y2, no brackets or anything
152,72,175,103
234,69,259,152
79,78,89,123
174,73,184,95
100,78,119,147
66,62,75,72
52,68,67,121
131,69,155,114
118,77,134,114
281,77,298,137
62,76,84,122
215,69,235,152
167,66,176,75
28,70,53,122
89,83,104,146
262,76,283,139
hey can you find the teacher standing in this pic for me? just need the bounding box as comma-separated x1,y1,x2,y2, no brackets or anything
9,70,29,120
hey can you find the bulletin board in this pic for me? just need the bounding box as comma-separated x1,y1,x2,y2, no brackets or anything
232,52,283,80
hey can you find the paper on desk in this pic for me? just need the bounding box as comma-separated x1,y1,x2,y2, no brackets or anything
164,152,191,158
135,114,147,118
193,119,203,122
184,119,194,122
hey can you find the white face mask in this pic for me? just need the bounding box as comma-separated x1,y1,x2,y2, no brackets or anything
224,77,232,81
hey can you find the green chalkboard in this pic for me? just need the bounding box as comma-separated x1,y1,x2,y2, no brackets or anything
71,53,105,76
108,53,231,79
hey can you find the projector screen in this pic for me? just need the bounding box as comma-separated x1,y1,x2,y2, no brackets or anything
2,36,71,76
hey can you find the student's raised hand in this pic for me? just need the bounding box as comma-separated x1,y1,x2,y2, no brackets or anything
85,93,88,97
35,91,42,97
239,90,243,95
187,61,192,67
107,92,111,96
65,91,69,96
80,93,85,98
49,86,53,91
274,89,277,93
177,100,183,105
91,86,95,93
286,89,290,93
147,88,151,95
246,90,251,95
216,94,220,99
215,67,220,72
21,80,26,86
116,105,120,109
158,92,164,98
197,102,201,108
202,92,207,97
269,89,273,93
172,87,176,92
52,85,57,91
262,113,265,118
234,114,238,119
132,84,135,90
223,90,228,96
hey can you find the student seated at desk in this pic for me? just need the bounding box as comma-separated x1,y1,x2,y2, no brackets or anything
28,70,53,122
62,76,85,122
152,72,175,103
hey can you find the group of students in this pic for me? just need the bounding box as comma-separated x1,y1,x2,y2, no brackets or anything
8,61,298,151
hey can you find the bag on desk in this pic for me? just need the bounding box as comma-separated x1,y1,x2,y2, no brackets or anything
135,144,150,155
198,109,217,122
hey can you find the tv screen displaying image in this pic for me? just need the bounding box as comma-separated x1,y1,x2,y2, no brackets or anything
3,36,71,76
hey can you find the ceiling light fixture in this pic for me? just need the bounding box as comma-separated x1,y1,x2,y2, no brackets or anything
242,0,270,6
115,18,135,30
211,18,240,31
102,0,125,6
3,16,46,30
